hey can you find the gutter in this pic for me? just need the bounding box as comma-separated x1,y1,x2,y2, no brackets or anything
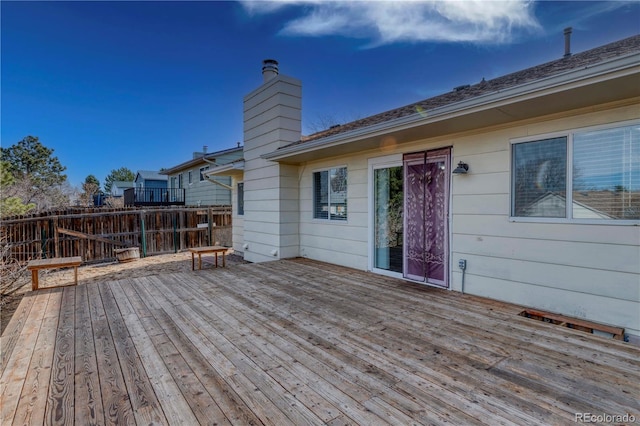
204,160,245,176
263,53,639,161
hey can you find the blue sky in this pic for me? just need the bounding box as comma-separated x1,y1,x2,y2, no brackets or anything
2,1,639,188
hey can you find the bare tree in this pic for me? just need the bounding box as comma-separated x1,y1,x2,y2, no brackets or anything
305,111,363,135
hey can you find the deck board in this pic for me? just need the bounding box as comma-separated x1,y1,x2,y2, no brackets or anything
1,258,638,425
13,289,61,426
98,282,167,425
1,291,37,377
73,283,104,426
1,289,57,425
45,286,76,425
88,282,134,425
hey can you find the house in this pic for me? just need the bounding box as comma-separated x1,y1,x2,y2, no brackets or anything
109,180,134,197
124,170,178,206
206,36,640,342
161,145,243,206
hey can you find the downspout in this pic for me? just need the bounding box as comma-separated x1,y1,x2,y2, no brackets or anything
204,176,233,191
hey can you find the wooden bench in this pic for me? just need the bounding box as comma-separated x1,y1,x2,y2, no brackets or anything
188,246,228,270
27,256,83,291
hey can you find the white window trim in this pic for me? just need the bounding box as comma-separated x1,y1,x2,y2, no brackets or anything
510,119,640,225
312,165,349,223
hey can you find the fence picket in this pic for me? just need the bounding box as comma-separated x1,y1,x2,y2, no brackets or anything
1,206,232,264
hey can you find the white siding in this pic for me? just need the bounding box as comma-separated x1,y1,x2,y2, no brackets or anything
232,177,245,254
449,105,640,337
299,155,370,269
242,74,302,263
185,171,231,206
296,103,640,338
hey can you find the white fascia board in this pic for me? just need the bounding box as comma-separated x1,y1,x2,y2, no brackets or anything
263,53,639,161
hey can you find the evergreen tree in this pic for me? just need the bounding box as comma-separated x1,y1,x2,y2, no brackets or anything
0,161,36,217
79,174,102,206
1,136,67,188
0,136,69,212
104,167,135,193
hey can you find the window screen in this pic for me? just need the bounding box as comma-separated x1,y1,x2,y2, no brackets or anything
511,123,640,221
573,125,640,219
313,170,328,219
237,182,244,216
512,137,567,218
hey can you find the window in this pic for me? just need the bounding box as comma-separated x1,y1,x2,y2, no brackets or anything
313,167,347,220
512,137,567,218
237,182,244,216
178,174,183,189
512,123,639,221
199,166,209,181
188,171,192,185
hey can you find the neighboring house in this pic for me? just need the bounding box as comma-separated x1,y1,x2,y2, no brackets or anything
207,36,640,342
110,181,134,197
126,170,171,205
161,146,243,206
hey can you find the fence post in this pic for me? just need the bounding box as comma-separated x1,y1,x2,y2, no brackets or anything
41,228,47,259
173,214,177,253
140,211,147,258
53,217,60,258
208,208,213,245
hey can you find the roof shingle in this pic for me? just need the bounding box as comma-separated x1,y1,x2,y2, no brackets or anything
290,34,640,148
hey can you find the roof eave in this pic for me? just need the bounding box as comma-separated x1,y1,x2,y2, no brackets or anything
263,53,640,163
161,147,243,175
204,160,245,177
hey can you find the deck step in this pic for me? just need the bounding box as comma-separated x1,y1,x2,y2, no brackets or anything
520,309,625,340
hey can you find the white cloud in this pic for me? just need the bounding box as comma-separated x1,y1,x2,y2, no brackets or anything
239,0,541,46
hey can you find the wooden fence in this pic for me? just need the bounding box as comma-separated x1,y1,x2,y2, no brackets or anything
1,206,232,265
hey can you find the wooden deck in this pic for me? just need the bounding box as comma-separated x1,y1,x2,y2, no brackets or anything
1,258,638,425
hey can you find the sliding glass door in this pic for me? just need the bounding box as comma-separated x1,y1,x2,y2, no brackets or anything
370,148,450,287
373,166,404,273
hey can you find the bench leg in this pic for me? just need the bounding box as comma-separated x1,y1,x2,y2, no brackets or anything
222,252,226,267
31,270,39,291
215,253,218,268
191,252,195,270
74,266,78,286
199,254,203,270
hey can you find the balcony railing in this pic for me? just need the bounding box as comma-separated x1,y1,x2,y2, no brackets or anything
124,188,185,207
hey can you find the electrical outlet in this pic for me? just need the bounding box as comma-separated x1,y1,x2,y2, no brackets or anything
458,259,467,270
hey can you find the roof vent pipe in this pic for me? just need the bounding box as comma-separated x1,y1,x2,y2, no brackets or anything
262,59,279,82
203,145,208,154
564,27,572,58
